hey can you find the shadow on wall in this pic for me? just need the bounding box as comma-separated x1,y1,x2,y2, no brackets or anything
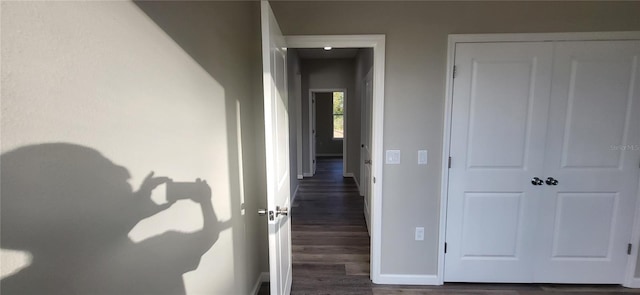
131,1,268,289
0,143,230,295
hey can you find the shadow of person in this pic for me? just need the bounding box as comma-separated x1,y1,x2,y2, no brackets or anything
1,143,226,295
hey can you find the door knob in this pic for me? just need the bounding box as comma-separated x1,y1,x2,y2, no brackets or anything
531,177,544,186
276,206,288,217
365,160,371,164
545,177,558,186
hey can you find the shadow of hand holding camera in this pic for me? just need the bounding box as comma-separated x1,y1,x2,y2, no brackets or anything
1,144,227,295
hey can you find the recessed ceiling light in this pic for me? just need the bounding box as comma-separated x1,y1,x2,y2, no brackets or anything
324,47,332,50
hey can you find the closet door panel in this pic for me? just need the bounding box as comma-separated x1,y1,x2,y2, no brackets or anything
535,40,640,283
445,42,553,282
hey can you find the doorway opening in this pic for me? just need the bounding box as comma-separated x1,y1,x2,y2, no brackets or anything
308,89,347,177
286,45,377,284
259,24,386,291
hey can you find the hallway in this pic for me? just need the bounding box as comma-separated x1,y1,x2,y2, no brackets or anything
258,157,370,294
290,157,371,293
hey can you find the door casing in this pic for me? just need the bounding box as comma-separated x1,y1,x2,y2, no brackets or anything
439,31,640,287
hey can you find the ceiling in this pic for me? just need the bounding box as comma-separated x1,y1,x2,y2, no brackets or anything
295,48,359,59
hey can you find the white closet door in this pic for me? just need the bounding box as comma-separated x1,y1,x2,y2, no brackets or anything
445,42,554,282
535,40,640,283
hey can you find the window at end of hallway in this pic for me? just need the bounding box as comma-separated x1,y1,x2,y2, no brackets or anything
333,92,344,139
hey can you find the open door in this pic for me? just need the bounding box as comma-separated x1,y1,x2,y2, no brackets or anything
360,70,373,233
260,1,292,294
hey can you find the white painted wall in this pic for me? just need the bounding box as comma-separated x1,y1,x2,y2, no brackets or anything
270,1,640,276
0,1,266,294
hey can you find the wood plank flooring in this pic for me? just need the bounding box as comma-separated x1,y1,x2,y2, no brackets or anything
258,157,639,295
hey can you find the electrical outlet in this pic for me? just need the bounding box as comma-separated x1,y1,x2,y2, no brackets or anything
415,227,424,241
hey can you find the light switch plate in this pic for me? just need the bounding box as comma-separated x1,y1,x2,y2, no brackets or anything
386,150,401,164
418,150,428,165
415,227,425,241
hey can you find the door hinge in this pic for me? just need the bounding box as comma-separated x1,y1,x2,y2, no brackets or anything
373,177,376,184
313,159,315,163
628,243,633,255
448,157,452,169
444,242,448,253
453,66,457,78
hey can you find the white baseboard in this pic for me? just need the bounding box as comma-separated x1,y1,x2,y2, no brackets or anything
373,274,440,285
343,172,354,178
251,272,270,295
624,278,640,288
303,172,313,177
297,174,303,180
352,175,363,196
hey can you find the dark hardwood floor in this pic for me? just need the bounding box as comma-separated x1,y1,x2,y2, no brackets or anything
258,157,639,295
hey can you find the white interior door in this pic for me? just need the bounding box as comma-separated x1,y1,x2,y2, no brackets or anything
361,70,373,232
445,42,554,282
534,40,640,283
312,94,317,175
261,1,292,294
446,39,640,284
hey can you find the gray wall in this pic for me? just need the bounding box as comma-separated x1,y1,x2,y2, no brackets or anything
271,1,640,276
315,92,343,155
300,58,357,175
1,1,267,293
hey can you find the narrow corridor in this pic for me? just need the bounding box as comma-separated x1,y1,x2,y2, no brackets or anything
290,157,371,294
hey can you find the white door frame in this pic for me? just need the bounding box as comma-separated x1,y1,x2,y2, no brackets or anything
286,34,386,283
439,31,640,287
308,89,348,176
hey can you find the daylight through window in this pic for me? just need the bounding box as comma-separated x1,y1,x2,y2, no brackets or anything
333,92,344,139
